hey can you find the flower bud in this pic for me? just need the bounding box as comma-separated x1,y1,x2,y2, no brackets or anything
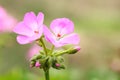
55,63,60,67
74,46,81,51
30,61,35,68
52,63,65,70
55,46,80,56
56,56,64,63
69,46,81,54
35,61,41,68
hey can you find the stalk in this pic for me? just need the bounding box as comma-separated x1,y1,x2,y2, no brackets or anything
40,38,48,56
44,69,50,80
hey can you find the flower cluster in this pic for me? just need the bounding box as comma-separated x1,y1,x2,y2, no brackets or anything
13,12,80,70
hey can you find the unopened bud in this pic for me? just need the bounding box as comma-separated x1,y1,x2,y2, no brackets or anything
35,61,41,68
74,46,81,51
55,63,60,67
68,46,80,54
30,61,35,68
55,46,81,56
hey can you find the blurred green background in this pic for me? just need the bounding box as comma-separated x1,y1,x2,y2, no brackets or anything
0,0,120,80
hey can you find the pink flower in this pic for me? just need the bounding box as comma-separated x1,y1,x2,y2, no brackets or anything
110,58,120,72
0,6,17,32
27,44,41,60
13,12,44,44
44,18,80,47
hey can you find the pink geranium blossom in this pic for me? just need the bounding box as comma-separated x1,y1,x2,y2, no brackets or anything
0,6,17,32
13,12,44,44
44,18,80,47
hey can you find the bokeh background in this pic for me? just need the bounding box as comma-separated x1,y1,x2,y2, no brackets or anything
0,0,120,80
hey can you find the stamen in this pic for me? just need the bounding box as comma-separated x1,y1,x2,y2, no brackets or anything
34,31,39,34
57,33,61,37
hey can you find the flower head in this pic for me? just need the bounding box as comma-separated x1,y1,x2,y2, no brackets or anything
44,18,80,47
0,6,17,32
13,12,44,44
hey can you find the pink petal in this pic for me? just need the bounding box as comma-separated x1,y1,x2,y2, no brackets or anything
37,12,44,25
23,12,38,30
29,25,43,41
16,26,43,45
17,35,31,44
17,31,42,44
13,22,34,37
50,18,74,36
43,25,57,45
29,31,42,41
59,33,80,46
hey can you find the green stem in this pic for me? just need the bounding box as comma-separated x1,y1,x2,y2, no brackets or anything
40,38,48,56
39,37,51,80
50,45,54,54
44,69,50,80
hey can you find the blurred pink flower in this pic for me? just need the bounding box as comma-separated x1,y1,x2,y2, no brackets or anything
110,58,120,72
27,44,41,60
0,6,17,32
44,18,80,47
13,12,44,44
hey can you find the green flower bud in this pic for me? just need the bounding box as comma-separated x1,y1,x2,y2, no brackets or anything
30,55,38,61
46,57,53,68
59,64,66,69
30,54,43,61
55,46,80,56
52,62,65,70
57,56,64,63
68,46,80,54
51,56,65,70
30,61,36,68
39,56,49,69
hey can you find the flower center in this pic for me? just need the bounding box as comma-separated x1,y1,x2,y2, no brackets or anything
34,30,39,34
57,33,61,38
